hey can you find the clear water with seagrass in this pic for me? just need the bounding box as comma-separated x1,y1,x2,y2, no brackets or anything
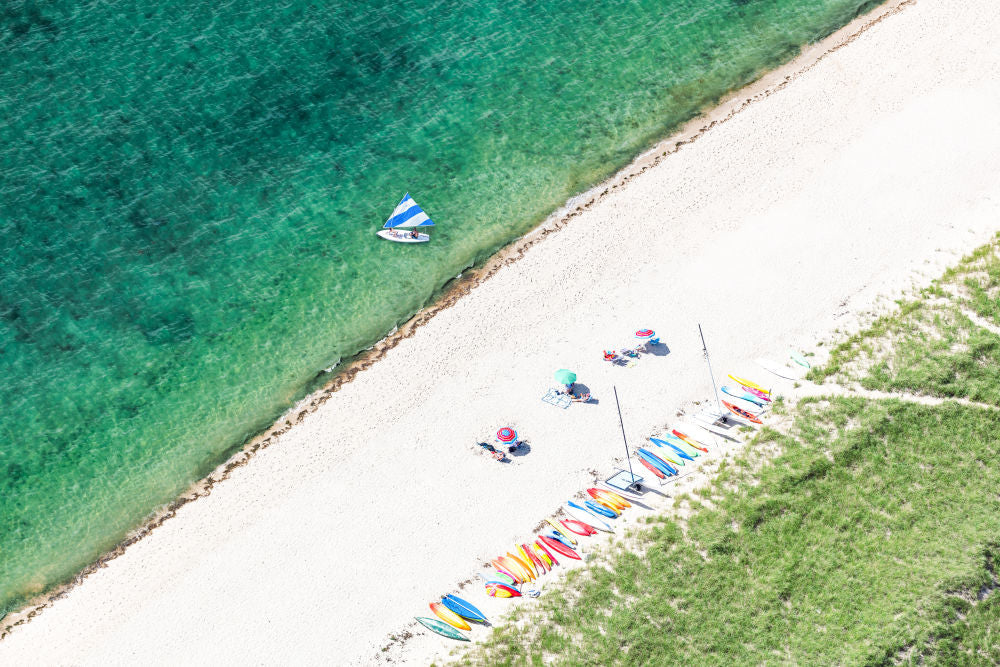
0,0,878,616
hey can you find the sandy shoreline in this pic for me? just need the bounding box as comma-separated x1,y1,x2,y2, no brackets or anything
4,0,1000,662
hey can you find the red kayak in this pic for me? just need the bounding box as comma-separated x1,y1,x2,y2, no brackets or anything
540,535,581,560
722,400,762,424
560,518,597,537
638,455,666,479
534,539,559,566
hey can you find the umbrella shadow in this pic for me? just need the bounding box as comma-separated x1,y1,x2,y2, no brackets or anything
643,342,671,357
508,442,532,457
572,383,598,405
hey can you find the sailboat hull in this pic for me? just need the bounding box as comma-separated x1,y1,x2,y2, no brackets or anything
377,229,429,243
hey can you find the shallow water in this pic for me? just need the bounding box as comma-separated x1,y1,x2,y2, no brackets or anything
0,0,876,615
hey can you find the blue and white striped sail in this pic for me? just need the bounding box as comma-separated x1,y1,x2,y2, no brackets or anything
383,192,435,229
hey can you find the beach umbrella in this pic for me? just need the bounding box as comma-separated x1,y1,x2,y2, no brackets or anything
496,427,518,444
635,329,655,341
554,369,577,385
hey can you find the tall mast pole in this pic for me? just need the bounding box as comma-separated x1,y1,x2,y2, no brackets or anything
698,324,723,413
613,386,636,483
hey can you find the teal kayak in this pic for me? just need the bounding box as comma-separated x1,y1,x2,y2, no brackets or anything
415,616,470,641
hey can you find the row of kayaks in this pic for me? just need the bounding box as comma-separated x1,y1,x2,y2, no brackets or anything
416,377,780,643
416,487,632,642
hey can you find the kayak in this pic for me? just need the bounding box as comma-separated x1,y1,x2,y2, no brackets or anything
638,455,665,479
518,544,540,576
588,488,628,510
594,488,631,508
485,582,521,598
429,602,471,631
505,552,536,581
728,374,770,395
637,448,678,476
545,518,578,545
534,539,559,566
585,499,618,518
442,594,488,623
493,558,524,584
721,385,767,408
723,400,762,424
522,543,547,574
415,616,470,641
539,535,581,560
650,437,695,461
561,518,597,536
670,430,708,452
484,569,516,586
566,502,614,532
544,530,577,550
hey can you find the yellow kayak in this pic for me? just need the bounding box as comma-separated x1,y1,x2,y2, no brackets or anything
728,374,770,395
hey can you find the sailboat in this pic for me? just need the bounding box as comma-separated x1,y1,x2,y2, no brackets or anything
376,192,434,243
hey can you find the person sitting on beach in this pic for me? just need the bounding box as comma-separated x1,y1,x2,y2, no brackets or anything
564,382,575,396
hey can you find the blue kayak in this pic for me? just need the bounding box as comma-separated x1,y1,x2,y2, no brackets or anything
637,448,677,476
585,499,618,518
442,594,488,623
721,385,766,408
544,530,578,550
650,437,695,461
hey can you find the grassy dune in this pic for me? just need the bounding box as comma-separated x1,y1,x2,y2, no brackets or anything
461,238,1000,665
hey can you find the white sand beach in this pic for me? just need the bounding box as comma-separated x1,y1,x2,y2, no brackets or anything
4,0,1000,663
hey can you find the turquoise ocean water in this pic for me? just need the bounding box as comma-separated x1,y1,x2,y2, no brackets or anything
1,0,877,616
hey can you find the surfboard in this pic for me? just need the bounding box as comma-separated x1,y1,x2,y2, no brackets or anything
429,602,472,631
415,616,470,641
722,400,762,424
442,595,488,623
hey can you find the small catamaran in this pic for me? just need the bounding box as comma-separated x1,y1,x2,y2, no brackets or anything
376,192,434,243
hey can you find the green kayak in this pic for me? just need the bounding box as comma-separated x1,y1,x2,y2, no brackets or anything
415,616,471,642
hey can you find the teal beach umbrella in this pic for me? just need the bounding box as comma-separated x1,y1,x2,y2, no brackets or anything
554,369,577,385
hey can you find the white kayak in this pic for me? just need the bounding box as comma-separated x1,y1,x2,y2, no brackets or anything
377,229,429,243
565,503,614,533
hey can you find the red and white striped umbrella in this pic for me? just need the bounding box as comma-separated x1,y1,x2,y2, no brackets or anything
496,427,518,444
635,329,655,340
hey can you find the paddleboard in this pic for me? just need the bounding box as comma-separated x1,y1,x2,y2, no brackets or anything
442,594,488,623
415,616,470,641
377,229,429,243
756,357,802,380
430,602,471,631
539,535,581,560
722,400,762,424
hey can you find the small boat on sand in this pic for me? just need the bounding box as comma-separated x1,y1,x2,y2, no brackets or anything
376,192,435,243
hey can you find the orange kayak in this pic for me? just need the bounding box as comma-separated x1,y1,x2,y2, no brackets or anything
723,400,762,424
429,602,471,631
